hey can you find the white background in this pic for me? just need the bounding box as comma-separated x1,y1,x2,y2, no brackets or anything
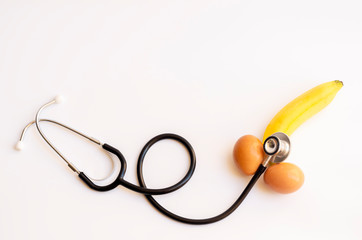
1,1,361,239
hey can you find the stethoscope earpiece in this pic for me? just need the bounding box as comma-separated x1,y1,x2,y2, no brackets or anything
54,95,65,104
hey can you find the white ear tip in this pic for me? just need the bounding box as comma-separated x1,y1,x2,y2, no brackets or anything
15,141,24,151
54,95,65,104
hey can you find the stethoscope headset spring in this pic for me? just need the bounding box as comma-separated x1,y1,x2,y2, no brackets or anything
16,96,290,225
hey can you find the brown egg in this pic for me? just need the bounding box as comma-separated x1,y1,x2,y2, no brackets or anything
233,135,264,175
264,162,304,194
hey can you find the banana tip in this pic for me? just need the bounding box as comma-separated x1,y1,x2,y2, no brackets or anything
335,80,344,87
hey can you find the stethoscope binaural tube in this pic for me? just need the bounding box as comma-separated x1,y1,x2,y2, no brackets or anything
16,96,290,225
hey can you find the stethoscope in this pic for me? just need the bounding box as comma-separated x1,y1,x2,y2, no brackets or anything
16,96,291,225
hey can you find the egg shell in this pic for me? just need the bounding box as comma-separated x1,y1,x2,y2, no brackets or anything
264,162,304,194
233,135,264,175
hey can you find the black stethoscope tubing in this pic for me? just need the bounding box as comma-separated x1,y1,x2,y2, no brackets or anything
18,98,286,225
79,133,266,225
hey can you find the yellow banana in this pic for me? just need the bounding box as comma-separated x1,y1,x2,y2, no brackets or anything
263,80,343,141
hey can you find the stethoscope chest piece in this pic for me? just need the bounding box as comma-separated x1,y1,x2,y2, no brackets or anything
262,132,291,166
